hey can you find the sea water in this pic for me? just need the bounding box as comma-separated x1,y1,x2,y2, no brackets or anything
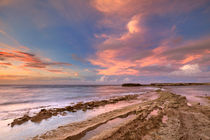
0,85,157,140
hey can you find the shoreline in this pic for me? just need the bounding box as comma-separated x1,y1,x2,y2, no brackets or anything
122,82,210,87
10,94,139,127
32,89,210,140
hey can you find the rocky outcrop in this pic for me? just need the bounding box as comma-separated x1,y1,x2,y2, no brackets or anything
31,91,210,140
10,94,139,127
121,82,210,87
122,83,142,87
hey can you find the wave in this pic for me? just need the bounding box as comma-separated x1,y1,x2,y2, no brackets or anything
0,99,47,106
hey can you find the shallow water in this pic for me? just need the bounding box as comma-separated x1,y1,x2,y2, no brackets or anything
168,85,210,105
0,100,141,140
0,85,158,140
0,85,157,120
80,114,136,140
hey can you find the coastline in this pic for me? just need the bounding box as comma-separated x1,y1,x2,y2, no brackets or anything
122,82,210,87
10,94,139,127
32,89,210,140
0,85,159,140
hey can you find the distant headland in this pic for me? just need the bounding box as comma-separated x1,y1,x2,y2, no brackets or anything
122,83,210,87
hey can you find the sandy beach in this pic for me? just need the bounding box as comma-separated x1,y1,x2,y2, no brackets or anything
30,88,210,140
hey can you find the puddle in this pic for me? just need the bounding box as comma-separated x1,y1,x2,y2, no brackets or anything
187,102,192,106
168,85,210,105
162,115,168,124
0,100,140,140
80,114,136,140
146,109,159,120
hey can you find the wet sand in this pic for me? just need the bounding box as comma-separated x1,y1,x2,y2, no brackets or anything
32,90,210,140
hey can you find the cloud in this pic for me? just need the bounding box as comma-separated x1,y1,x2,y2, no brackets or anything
0,48,78,82
162,37,210,62
96,75,119,83
0,0,209,84
0,74,29,80
171,64,202,76
0,29,71,70
127,15,141,34
89,0,210,79
0,0,16,7
89,36,210,76
0,32,76,82
0,27,82,83
181,64,201,73
98,75,106,82
0,51,71,69
91,0,208,31
140,65,175,74
92,0,208,16
89,49,139,75
0,62,12,66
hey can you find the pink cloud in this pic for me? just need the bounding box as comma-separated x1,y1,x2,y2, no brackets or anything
0,62,12,66
92,0,208,16
89,0,210,77
0,47,77,82
0,29,79,83
0,50,71,70
89,49,139,75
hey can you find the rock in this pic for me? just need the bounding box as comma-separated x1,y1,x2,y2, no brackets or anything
65,106,73,111
10,115,31,127
122,83,142,87
82,108,87,112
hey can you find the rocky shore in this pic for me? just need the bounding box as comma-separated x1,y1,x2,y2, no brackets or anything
10,94,139,127
32,90,210,140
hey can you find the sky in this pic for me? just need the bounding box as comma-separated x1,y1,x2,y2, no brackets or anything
0,0,210,84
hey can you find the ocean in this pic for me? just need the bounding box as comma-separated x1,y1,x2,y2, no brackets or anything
0,85,209,140
0,85,157,140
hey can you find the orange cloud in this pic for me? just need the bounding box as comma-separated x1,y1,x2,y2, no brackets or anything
127,16,141,34
89,34,210,76
92,0,129,14
0,0,15,7
181,55,201,64
0,62,12,66
0,51,71,69
0,45,77,82
47,69,68,74
89,0,210,77
135,46,168,67
92,0,208,18
89,49,138,75
0,29,78,82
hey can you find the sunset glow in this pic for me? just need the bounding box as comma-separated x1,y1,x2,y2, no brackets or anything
0,1,210,140
0,0,209,84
